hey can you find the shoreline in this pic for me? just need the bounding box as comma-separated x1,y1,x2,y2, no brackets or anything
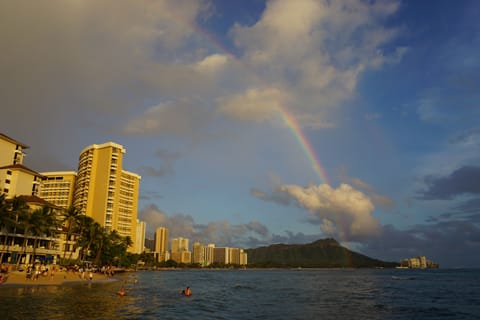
0,270,118,287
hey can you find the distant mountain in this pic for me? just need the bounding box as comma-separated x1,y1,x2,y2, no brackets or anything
245,238,398,268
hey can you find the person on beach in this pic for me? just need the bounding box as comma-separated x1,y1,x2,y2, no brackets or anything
26,266,32,280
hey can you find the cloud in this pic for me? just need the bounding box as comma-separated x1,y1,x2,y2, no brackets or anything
194,54,229,74
452,198,480,215
217,87,287,123
250,187,291,205
138,204,270,247
450,128,480,146
343,177,394,211
138,149,182,178
255,183,382,241
362,219,480,268
228,0,403,127
123,99,215,139
138,200,480,267
418,165,480,200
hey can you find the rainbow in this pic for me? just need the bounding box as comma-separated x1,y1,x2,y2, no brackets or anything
189,21,330,184
279,107,330,185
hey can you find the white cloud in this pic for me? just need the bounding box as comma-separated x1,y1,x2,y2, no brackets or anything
217,87,288,123
278,183,382,240
194,54,229,74
344,177,395,211
138,204,270,246
229,0,403,127
123,99,214,139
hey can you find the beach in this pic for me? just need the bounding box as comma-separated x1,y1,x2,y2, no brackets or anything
0,270,116,287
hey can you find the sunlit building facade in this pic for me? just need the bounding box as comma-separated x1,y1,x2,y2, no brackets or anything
171,237,191,264
0,133,28,166
0,133,43,199
73,142,140,252
39,171,77,209
135,219,146,254
155,227,169,262
204,244,215,266
192,242,206,266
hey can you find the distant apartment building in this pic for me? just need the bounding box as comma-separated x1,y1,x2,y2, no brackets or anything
72,142,141,252
205,244,215,266
212,247,247,265
214,247,229,264
229,248,241,265
0,133,44,199
39,171,77,209
192,242,206,266
135,220,146,254
400,255,439,269
155,227,169,262
144,238,155,252
240,249,248,266
171,237,191,264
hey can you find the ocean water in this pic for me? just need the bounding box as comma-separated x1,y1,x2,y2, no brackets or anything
0,268,479,319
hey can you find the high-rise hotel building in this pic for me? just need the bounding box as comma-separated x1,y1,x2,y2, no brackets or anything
171,237,191,264
39,171,77,209
0,133,44,199
155,227,169,262
73,142,141,251
135,219,146,254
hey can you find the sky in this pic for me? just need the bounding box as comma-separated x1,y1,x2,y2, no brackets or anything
1,0,479,268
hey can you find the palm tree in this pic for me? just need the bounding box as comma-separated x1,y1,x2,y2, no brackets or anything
76,217,103,263
2,197,29,265
16,207,42,268
0,193,11,262
93,227,110,266
30,206,59,263
61,206,81,260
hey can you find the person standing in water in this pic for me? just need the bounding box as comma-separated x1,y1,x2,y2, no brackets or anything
184,286,191,296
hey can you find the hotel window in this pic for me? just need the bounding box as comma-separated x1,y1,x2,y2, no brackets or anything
6,170,12,175
5,179,10,184
3,188,8,193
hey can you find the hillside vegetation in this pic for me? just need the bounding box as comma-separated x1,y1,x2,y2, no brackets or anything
246,238,398,268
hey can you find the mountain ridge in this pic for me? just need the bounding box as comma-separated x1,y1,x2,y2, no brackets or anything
245,238,398,268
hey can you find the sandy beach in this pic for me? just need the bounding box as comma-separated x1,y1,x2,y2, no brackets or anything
0,270,117,287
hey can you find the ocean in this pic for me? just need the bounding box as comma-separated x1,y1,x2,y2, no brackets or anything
0,268,479,319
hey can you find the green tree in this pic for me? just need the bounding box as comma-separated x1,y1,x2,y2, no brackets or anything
16,206,43,267
77,218,103,263
29,206,59,263
61,206,81,261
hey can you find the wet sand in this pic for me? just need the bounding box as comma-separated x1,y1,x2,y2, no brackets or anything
0,270,117,287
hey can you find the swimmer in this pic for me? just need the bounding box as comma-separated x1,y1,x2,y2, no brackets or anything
118,288,127,296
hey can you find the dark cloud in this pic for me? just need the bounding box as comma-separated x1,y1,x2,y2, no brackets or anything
450,127,480,146
452,197,480,214
138,149,182,178
362,218,480,268
138,204,271,247
418,165,480,200
250,187,291,205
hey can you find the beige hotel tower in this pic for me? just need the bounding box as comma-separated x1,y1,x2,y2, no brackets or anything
73,142,141,252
